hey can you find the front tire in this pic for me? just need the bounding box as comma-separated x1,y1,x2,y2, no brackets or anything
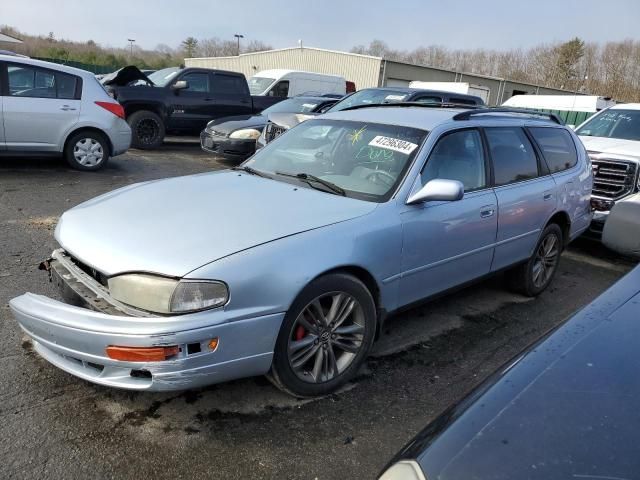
506,223,563,297
269,273,377,397
64,131,110,171
127,110,165,149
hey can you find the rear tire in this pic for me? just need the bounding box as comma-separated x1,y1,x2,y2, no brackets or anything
269,273,377,398
64,131,110,171
127,110,165,149
506,223,563,297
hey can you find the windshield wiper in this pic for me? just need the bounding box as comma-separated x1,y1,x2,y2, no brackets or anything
232,165,269,178
274,171,346,196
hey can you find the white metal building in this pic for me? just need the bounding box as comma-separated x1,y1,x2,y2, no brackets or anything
186,46,575,106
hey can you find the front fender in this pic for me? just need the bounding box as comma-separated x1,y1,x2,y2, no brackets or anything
185,205,402,319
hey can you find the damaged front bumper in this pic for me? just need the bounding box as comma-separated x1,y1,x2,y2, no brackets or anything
10,251,283,391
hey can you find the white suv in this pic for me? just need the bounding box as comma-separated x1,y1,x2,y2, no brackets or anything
575,103,640,235
0,55,131,170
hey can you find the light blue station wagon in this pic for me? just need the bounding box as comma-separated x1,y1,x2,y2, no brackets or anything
10,105,593,397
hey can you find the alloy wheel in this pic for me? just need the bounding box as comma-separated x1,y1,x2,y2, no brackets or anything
532,233,560,288
73,138,104,167
287,292,366,383
136,118,160,145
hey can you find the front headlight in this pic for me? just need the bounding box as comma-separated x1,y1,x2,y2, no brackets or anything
229,128,261,139
379,461,426,480
108,274,228,314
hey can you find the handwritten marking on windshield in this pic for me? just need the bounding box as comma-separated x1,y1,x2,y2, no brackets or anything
348,126,367,145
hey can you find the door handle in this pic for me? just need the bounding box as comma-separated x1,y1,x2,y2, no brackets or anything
543,191,553,201
480,208,495,218
60,105,76,111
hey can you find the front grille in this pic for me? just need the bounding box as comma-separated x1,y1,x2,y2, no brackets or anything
590,157,638,201
68,254,108,287
264,122,287,143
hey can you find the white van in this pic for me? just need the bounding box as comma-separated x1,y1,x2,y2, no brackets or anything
248,70,348,97
502,94,615,112
408,81,491,104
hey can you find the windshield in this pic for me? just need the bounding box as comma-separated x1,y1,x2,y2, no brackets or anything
245,119,427,202
262,98,324,114
576,109,640,141
327,89,409,112
249,76,275,95
146,67,181,87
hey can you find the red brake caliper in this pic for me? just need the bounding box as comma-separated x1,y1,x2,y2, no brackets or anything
295,325,306,341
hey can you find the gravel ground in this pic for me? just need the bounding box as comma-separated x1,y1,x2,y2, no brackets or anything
0,143,635,479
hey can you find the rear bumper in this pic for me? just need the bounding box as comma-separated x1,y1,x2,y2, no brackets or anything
200,131,255,160
108,125,132,156
586,210,609,239
11,294,282,391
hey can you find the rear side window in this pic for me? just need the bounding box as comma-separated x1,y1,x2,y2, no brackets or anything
7,65,79,99
212,74,246,94
485,127,539,186
56,72,78,99
529,127,578,173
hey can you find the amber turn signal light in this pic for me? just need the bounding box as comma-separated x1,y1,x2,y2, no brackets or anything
208,338,219,351
106,345,179,362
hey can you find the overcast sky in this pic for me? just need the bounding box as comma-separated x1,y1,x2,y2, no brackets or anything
3,0,640,52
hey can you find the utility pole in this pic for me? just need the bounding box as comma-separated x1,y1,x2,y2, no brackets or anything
234,34,244,56
127,38,135,57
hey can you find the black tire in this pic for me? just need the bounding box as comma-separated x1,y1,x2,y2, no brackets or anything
269,273,377,398
506,223,563,297
127,110,165,149
64,130,110,171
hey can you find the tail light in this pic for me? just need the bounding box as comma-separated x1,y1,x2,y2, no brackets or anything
346,81,356,93
95,101,125,119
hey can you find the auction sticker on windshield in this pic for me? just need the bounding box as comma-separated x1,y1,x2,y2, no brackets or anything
369,136,418,155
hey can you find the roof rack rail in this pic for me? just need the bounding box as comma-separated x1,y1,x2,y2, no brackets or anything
341,102,483,112
452,108,563,124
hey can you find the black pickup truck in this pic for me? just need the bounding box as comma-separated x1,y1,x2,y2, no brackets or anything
103,66,284,149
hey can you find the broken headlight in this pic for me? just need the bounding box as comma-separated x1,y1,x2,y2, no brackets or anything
108,274,228,314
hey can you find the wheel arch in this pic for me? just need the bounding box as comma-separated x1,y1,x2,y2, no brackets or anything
546,210,571,247
313,265,386,339
63,126,112,156
122,102,165,120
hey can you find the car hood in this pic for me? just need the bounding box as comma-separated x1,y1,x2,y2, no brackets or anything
267,112,318,129
102,65,152,86
579,135,640,160
55,170,376,277
205,114,266,136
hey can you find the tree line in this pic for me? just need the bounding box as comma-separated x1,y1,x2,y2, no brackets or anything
0,26,272,71
352,38,640,102
3,25,639,102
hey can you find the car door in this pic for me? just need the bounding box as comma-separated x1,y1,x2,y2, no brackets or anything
485,126,557,271
2,62,80,152
211,72,253,118
528,126,590,237
168,71,213,132
398,128,498,307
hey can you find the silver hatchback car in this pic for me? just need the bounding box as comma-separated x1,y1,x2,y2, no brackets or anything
0,55,131,170
10,106,592,397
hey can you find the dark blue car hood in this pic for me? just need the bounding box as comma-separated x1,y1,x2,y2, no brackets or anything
205,114,266,135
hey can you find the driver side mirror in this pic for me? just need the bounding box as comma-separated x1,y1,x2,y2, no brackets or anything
172,80,188,92
406,179,464,205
